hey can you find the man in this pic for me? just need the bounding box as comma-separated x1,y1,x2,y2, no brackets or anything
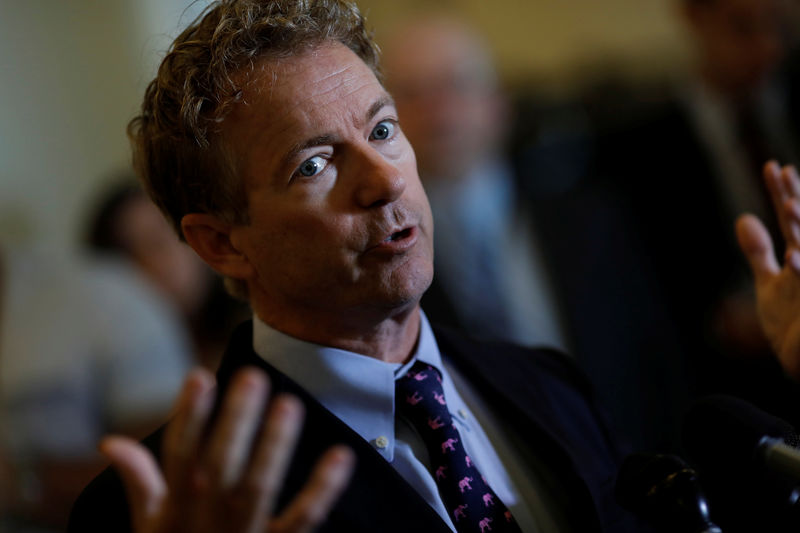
68,1,643,532
381,15,567,350
381,15,687,453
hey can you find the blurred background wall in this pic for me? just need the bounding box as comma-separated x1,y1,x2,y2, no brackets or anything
0,0,210,250
0,0,701,251
361,0,694,93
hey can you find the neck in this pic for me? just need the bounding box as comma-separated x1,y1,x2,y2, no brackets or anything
252,302,422,364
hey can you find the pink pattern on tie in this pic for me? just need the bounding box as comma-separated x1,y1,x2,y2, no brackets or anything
435,465,447,480
413,372,429,381
433,391,446,405
465,455,473,468
479,517,494,532
483,493,495,507
406,391,423,405
458,476,474,492
454,504,469,522
441,437,458,453
428,416,445,430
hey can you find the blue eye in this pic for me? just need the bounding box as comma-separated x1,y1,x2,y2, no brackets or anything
370,121,395,141
296,155,327,177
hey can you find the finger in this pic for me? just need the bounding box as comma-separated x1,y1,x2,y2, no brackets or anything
101,436,167,533
239,394,305,522
764,161,794,244
778,165,800,248
786,248,800,275
268,446,355,533
764,160,785,206
782,164,800,198
203,367,269,490
736,213,780,285
162,368,216,491
784,197,800,247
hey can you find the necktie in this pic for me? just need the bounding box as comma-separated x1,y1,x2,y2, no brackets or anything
396,362,522,533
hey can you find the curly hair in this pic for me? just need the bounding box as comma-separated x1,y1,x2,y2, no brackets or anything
128,0,380,299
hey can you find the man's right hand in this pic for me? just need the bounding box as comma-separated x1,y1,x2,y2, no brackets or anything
100,367,355,533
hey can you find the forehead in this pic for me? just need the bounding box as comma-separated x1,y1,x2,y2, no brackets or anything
385,24,493,94
222,43,387,180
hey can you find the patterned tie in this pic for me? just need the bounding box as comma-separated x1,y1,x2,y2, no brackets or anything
396,362,523,533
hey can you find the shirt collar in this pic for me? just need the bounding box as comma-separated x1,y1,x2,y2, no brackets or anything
251,311,445,461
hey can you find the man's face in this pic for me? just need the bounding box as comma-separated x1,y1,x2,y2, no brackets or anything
690,0,788,94
223,43,434,323
383,21,506,181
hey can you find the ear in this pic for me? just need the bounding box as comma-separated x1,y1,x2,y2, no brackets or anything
181,213,254,281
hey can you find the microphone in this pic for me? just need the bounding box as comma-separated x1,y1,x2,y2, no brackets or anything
760,436,800,483
615,452,722,533
683,394,800,531
683,394,800,483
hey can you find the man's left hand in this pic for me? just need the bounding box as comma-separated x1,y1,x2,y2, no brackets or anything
737,161,800,379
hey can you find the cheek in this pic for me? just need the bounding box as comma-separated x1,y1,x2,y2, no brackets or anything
257,207,361,260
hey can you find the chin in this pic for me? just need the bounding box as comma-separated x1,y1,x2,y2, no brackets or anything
387,264,434,308
361,262,430,310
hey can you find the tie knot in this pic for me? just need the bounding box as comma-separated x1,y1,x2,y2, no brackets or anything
396,362,452,432
397,362,445,399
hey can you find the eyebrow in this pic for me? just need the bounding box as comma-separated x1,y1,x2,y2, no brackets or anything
281,95,395,168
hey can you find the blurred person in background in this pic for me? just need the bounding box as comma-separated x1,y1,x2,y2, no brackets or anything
382,15,568,350
0,245,191,531
85,179,248,370
593,0,800,430
382,15,686,452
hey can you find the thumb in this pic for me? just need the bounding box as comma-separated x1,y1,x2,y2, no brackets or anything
100,435,167,533
736,213,780,285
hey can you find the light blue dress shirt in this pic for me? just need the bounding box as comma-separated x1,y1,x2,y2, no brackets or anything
251,312,539,532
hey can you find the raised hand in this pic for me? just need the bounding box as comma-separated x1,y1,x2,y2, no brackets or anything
100,367,355,533
737,161,800,379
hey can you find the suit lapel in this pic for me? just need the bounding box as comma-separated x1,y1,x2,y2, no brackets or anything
433,326,606,532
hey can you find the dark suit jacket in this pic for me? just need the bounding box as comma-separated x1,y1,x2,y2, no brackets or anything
69,321,641,532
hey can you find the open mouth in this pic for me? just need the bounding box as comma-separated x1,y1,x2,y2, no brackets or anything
385,228,413,242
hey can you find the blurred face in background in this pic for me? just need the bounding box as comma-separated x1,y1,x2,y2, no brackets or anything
115,194,211,316
684,0,789,96
382,17,508,182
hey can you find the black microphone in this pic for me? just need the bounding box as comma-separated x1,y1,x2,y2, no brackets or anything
683,394,800,482
615,452,722,533
683,394,800,531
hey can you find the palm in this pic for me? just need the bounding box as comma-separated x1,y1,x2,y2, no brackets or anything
737,162,800,380
757,264,800,378
100,368,354,533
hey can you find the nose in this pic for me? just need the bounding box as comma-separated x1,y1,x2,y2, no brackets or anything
354,147,406,208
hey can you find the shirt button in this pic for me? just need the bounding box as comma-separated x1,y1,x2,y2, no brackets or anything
458,409,469,420
375,436,389,449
